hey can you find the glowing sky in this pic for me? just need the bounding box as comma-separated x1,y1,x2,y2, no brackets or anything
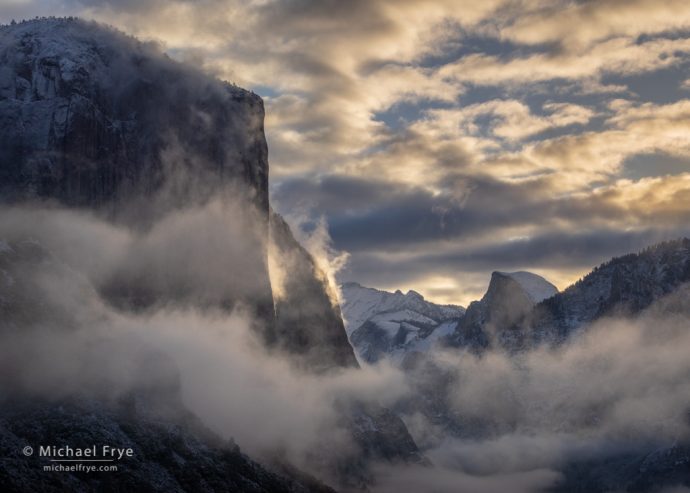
4,0,690,305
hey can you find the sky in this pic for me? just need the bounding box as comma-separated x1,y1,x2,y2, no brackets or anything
3,0,690,305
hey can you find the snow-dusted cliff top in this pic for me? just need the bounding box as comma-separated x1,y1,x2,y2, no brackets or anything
495,271,558,303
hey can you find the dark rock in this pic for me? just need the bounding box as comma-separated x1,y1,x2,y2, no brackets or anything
447,271,557,352
269,212,358,371
0,18,269,217
0,398,336,493
0,17,356,374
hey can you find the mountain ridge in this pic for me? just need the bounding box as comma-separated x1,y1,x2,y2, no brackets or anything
341,282,465,364
522,236,690,347
344,239,690,361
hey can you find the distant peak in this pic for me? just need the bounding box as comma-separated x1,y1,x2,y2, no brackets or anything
494,270,542,280
405,290,424,300
490,270,558,303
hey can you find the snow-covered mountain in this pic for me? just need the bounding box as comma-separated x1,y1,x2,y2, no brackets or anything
447,241,690,351
341,271,558,364
526,237,690,345
447,239,690,352
341,282,464,335
391,245,690,493
340,282,465,363
347,243,690,359
447,270,558,351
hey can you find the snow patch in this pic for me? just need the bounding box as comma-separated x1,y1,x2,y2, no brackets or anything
370,309,437,326
342,282,465,365
341,283,464,335
498,271,558,303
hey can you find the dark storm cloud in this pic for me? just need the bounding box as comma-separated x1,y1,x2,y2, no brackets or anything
271,174,417,214
417,228,688,271
339,227,690,302
272,171,690,301
276,173,686,251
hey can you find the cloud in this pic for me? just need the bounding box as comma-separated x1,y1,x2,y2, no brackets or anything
272,211,350,306
441,313,690,442
376,289,690,490
0,203,410,485
273,168,690,304
403,100,595,144
502,0,690,49
0,199,271,308
4,0,690,325
1,202,689,491
338,226,689,305
372,463,560,493
440,36,690,88
518,100,690,188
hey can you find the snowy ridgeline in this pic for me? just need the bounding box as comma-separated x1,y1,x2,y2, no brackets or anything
339,282,464,364
341,239,690,364
340,272,558,364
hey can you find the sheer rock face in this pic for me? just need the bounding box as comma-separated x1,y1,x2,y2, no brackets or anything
448,271,557,352
0,241,330,492
0,18,358,371
445,241,690,352
269,212,359,371
447,241,690,352
0,18,269,217
0,17,275,329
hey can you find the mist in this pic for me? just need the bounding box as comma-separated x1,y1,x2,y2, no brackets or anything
0,201,408,485
1,200,689,492
372,292,690,492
